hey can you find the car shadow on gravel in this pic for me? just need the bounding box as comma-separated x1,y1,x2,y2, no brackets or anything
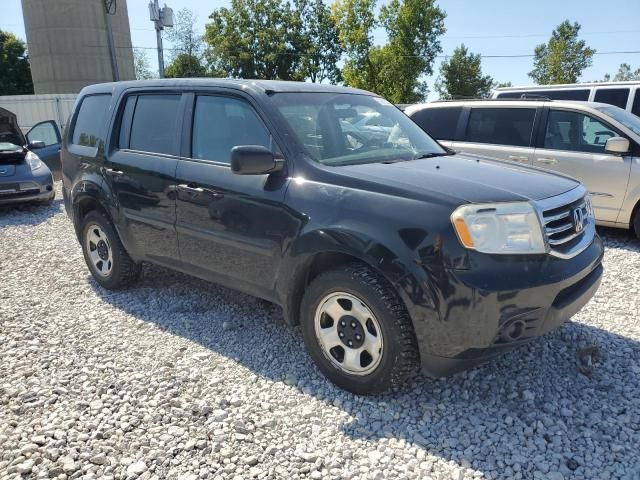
0,198,63,227
89,259,640,479
597,226,639,253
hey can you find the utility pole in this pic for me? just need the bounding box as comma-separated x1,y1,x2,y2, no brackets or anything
149,0,174,78
104,0,119,81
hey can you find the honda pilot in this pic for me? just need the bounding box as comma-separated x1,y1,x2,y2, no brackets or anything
62,80,603,394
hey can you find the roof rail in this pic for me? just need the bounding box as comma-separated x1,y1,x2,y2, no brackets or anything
519,93,552,101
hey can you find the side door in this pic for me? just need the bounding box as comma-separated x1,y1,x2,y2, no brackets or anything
533,107,632,223
105,92,184,267
26,120,62,175
449,106,538,165
175,92,296,301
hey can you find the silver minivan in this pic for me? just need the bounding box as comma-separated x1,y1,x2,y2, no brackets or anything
406,99,640,238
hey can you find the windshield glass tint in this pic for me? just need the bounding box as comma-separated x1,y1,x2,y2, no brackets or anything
271,93,445,165
595,105,640,137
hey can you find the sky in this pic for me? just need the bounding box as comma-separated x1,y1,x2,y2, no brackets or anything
2,0,639,100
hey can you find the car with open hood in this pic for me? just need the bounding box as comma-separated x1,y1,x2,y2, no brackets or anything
0,107,55,206
62,80,603,394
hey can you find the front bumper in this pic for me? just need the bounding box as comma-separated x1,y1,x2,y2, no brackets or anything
0,169,54,206
418,235,604,377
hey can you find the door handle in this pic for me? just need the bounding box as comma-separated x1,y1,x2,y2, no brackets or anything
177,183,204,193
105,167,124,175
536,157,558,165
176,184,224,199
508,155,529,162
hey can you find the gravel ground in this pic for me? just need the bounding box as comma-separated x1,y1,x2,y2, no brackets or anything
1,183,639,480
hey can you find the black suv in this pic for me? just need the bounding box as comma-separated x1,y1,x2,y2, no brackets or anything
62,80,603,394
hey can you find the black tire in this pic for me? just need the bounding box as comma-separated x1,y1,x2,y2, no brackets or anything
300,263,419,395
80,210,141,289
634,209,640,241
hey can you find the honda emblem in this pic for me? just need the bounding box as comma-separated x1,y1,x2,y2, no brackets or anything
573,208,585,233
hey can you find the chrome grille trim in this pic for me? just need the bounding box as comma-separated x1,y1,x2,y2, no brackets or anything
534,185,595,259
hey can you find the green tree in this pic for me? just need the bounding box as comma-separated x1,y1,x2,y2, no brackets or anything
164,8,207,77
332,0,446,103
205,0,302,80
0,30,34,95
165,53,208,78
602,63,640,82
529,20,595,84
435,44,494,99
292,0,342,83
133,48,155,80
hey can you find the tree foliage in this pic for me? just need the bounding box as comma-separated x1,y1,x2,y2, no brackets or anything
293,0,342,83
332,0,445,103
0,30,34,95
529,21,595,84
435,44,494,99
133,48,155,80
602,63,640,82
165,53,208,78
204,0,303,80
164,8,207,78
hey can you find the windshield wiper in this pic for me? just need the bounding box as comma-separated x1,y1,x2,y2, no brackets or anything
412,151,453,160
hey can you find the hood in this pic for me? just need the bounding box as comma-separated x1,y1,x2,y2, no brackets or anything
0,107,26,148
338,153,579,204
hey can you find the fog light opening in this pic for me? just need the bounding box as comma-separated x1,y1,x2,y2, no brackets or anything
500,319,526,342
46,185,53,191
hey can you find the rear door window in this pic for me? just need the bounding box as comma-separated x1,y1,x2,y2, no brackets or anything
410,107,462,140
71,94,111,148
464,108,536,147
127,94,181,155
191,95,271,163
594,88,630,109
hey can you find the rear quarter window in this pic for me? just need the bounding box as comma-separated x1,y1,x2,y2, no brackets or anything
594,88,630,109
410,107,461,140
71,94,112,148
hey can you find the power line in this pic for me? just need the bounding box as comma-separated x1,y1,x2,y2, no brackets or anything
442,29,640,40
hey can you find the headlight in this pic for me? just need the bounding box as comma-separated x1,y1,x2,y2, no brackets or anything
451,202,546,254
26,151,43,171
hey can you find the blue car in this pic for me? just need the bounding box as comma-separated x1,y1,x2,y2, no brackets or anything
0,107,55,206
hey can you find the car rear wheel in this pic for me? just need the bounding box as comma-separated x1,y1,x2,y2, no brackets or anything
300,263,419,395
80,210,141,289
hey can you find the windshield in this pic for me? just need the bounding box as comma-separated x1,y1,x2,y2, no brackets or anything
594,105,640,137
271,92,446,166
0,141,22,152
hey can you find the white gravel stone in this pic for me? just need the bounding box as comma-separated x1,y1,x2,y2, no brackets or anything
0,183,638,480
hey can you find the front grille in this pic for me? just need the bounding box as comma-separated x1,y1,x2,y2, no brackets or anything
0,183,20,194
536,186,594,259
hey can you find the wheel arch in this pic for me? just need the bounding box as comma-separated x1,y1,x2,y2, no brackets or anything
277,228,436,329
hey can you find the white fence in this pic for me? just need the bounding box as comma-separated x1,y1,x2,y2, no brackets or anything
0,94,77,134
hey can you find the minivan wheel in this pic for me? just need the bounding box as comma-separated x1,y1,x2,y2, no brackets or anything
80,210,141,289
300,263,419,395
634,209,640,241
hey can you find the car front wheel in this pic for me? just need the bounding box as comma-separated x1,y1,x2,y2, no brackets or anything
301,263,419,395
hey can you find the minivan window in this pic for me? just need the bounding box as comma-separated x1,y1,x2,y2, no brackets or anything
544,110,618,153
594,88,630,109
464,108,536,147
632,90,640,117
411,107,462,140
272,92,445,165
496,89,590,101
72,94,111,147
192,96,271,163
128,94,181,155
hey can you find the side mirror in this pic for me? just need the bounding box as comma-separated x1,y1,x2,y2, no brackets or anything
231,145,284,175
605,136,630,155
28,140,46,150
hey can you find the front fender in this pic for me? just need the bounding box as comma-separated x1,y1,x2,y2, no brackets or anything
276,226,441,358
